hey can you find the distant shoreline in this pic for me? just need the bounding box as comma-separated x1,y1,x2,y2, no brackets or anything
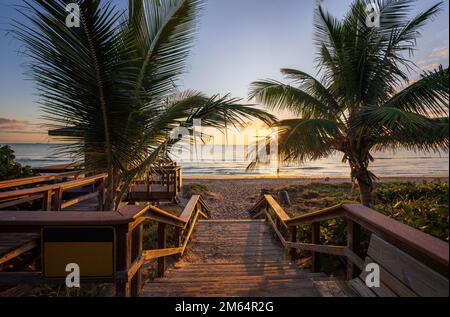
183,174,449,181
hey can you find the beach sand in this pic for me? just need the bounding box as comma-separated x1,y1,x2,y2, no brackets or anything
183,175,449,219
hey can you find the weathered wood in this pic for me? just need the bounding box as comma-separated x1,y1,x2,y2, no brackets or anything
0,234,39,265
181,211,200,254
289,226,297,260
144,247,183,261
60,192,99,210
264,195,290,223
42,190,52,211
285,241,346,256
311,222,320,272
157,223,167,278
0,171,81,190
265,211,288,247
147,205,186,227
344,204,449,277
115,225,131,297
346,219,361,279
178,195,200,223
349,278,377,297
140,220,328,298
0,195,42,210
0,211,136,227
367,235,449,297
285,204,345,226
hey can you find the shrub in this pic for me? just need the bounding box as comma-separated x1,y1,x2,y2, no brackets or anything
0,145,35,181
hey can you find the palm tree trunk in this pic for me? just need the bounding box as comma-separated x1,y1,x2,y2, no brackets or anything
349,160,374,206
356,175,373,206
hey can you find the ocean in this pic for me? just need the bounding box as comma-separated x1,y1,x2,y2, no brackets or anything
4,143,449,178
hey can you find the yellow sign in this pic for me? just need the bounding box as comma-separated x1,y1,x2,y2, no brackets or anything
42,227,115,278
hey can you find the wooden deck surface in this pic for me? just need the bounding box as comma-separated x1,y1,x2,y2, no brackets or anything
141,219,341,297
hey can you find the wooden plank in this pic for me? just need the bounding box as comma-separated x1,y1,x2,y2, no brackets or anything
181,211,200,254
179,195,200,223
358,257,398,297
0,171,81,190
157,223,167,277
59,174,107,190
0,238,38,265
285,241,346,256
349,278,377,297
61,192,99,210
265,211,287,247
0,195,42,209
143,247,183,261
285,204,345,226
289,226,297,260
347,219,361,279
0,211,135,226
264,195,290,222
367,235,449,297
311,222,320,272
344,204,449,276
147,205,185,227
345,248,365,270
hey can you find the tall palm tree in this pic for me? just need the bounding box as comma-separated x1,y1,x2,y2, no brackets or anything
249,0,449,205
12,0,275,209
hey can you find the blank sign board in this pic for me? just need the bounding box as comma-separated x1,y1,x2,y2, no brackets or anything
42,227,115,278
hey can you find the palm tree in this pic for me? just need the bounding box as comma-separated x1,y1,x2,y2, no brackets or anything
249,0,449,205
12,0,275,209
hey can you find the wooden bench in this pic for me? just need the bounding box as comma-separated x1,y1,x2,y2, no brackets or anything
349,234,449,297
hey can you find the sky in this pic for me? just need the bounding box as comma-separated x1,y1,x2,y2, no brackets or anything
0,0,448,143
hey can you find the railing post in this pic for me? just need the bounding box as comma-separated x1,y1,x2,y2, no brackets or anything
289,226,297,261
347,219,361,279
42,190,52,211
157,223,167,277
97,178,105,211
130,223,143,296
115,224,132,297
311,222,320,272
53,187,63,211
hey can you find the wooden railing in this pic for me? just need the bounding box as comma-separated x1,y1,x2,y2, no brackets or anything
0,171,83,190
137,195,210,277
0,173,107,211
32,162,82,174
250,195,449,279
0,196,209,297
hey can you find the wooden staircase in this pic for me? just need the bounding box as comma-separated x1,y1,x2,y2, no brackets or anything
141,219,336,297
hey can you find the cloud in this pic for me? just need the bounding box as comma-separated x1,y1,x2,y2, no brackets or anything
0,117,43,134
431,46,449,58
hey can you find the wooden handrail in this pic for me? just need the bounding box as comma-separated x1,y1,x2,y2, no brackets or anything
0,171,82,190
0,173,107,211
131,195,210,278
251,195,450,278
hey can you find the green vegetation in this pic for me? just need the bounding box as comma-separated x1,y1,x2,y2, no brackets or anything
13,0,274,210
274,181,449,244
250,0,449,205
373,181,449,241
181,183,210,199
0,145,35,181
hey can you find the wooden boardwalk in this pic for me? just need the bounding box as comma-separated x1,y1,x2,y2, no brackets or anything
141,220,335,297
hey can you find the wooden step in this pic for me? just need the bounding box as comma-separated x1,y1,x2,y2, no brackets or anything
140,219,337,297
